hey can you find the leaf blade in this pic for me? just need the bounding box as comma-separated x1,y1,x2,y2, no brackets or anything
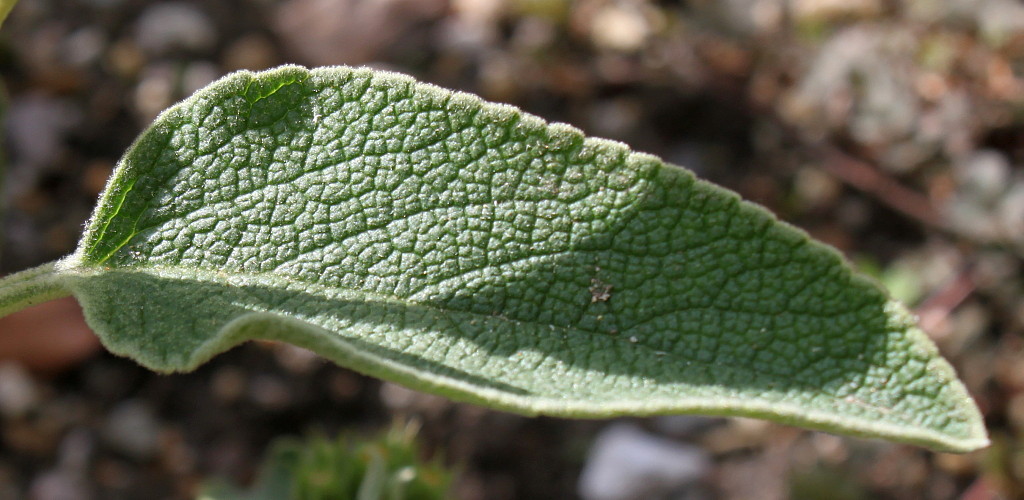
36,65,987,451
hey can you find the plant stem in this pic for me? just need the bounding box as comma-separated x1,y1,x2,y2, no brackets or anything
0,261,72,318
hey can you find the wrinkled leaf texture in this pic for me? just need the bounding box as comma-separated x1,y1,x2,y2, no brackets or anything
0,65,987,452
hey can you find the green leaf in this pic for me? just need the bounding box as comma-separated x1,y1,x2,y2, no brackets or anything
198,423,452,500
0,65,987,452
0,0,17,28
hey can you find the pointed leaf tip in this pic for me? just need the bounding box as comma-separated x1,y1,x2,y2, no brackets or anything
11,64,985,452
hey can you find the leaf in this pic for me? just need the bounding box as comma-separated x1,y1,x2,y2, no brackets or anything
0,65,987,452
0,0,17,28
198,423,452,500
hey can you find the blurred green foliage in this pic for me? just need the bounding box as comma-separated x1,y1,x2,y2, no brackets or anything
199,422,453,500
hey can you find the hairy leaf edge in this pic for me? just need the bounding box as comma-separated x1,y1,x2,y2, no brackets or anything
0,261,72,317
50,261,987,453
0,65,989,452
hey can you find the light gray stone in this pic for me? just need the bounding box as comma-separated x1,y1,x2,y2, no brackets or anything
579,423,710,500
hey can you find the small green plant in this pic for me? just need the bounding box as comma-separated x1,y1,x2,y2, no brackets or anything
0,65,987,452
200,423,452,500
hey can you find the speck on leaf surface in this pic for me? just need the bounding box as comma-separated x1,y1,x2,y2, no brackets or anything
0,65,988,453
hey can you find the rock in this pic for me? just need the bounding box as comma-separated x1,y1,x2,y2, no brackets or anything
4,94,80,192
273,0,445,66
717,0,785,35
133,63,175,123
955,149,1011,202
998,181,1024,242
210,367,247,404
135,2,216,55
437,0,503,52
792,0,883,22
56,429,94,470
380,382,418,410
784,25,919,149
29,470,91,500
102,400,160,459
979,0,1024,46
182,61,220,95
248,374,293,411
793,166,842,210
62,27,106,68
590,4,651,52
947,150,1023,242
28,430,95,500
587,98,642,141
273,343,322,375
578,423,710,500
0,362,39,418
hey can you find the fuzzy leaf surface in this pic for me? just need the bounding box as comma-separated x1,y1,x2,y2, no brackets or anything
0,65,987,452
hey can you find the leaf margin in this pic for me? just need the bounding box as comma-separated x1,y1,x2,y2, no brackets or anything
0,65,989,453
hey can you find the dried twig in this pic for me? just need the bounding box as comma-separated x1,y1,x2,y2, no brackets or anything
817,148,944,229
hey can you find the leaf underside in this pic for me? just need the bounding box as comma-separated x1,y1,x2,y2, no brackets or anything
0,65,986,452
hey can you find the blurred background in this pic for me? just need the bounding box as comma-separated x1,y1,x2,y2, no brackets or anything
0,0,1022,498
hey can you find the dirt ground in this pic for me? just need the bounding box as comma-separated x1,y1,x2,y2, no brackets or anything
1,1,1022,498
